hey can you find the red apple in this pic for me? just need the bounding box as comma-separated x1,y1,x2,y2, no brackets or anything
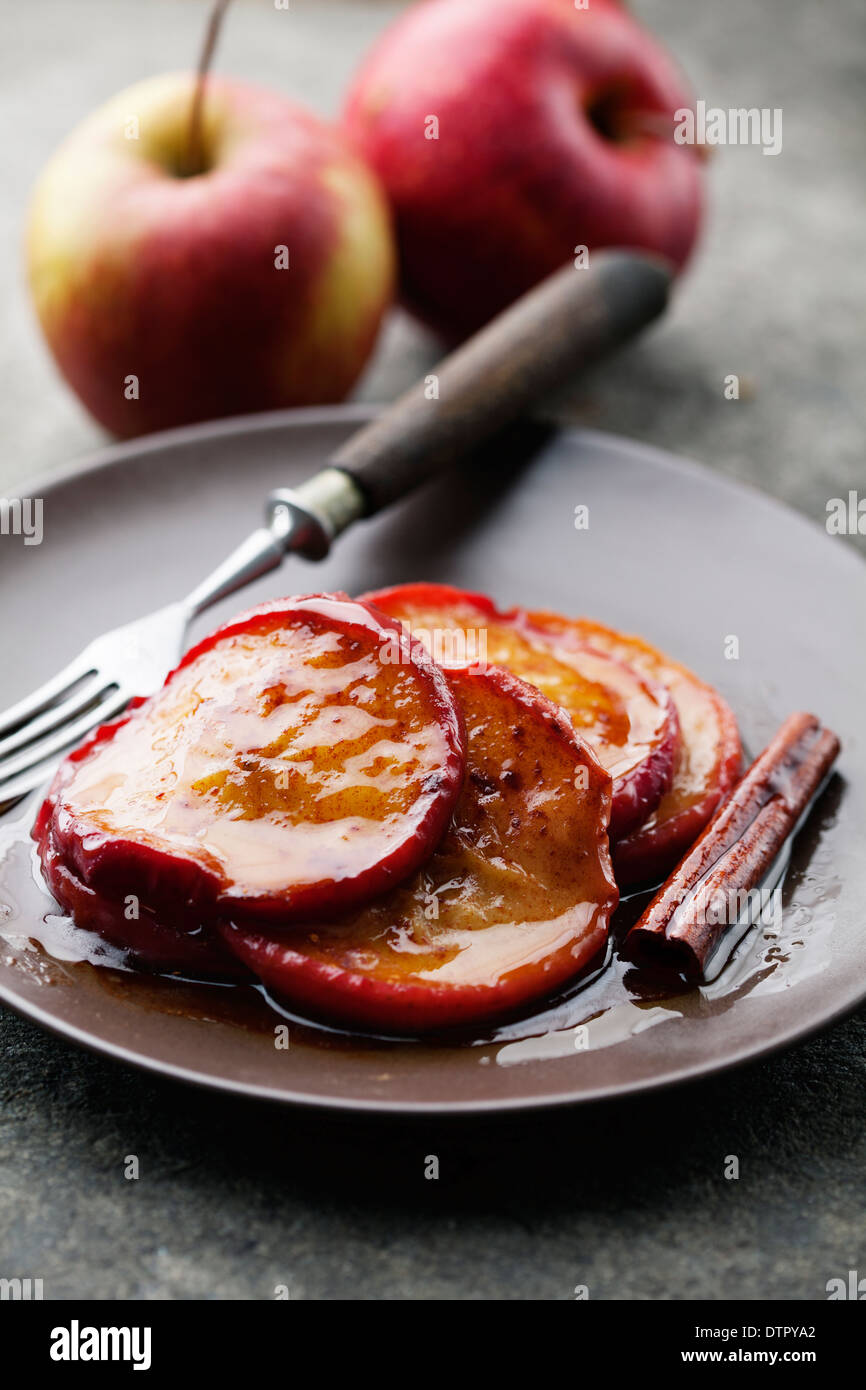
344,0,702,339
27,73,396,437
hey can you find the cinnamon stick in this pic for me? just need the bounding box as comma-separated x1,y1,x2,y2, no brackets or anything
625,712,840,979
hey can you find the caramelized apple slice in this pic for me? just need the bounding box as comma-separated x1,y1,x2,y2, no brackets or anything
37,595,465,923
38,825,248,978
515,612,742,885
219,664,618,1033
362,582,677,838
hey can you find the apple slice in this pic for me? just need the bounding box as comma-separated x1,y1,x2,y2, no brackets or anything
219,663,618,1034
36,594,465,924
38,825,248,978
361,582,678,838
514,612,742,885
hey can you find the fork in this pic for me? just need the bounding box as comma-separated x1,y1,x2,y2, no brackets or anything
0,252,671,809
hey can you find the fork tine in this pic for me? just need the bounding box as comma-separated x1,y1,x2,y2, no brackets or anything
0,672,109,761
0,762,59,811
0,653,98,738
0,688,129,789
0,752,80,811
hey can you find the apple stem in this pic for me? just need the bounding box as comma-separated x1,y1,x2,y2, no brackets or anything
186,0,233,176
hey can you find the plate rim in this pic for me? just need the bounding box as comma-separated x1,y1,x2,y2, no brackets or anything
1,974,862,1116
11,403,866,590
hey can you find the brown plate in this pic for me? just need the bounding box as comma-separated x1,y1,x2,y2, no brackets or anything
0,407,861,1113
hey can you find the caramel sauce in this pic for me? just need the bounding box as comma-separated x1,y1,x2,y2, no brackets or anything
374,594,671,781
50,610,460,903
528,612,737,820
257,667,614,991
0,774,843,1060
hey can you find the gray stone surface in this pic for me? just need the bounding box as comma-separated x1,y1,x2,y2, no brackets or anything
0,0,863,1300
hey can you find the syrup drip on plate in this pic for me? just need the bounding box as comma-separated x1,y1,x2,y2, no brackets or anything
0,777,843,1061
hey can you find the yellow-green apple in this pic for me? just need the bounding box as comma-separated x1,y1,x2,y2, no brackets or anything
344,0,702,340
27,73,396,437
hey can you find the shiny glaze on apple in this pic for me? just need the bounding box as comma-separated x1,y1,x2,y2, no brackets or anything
517,611,742,884
362,582,678,838
221,663,618,1032
35,595,465,924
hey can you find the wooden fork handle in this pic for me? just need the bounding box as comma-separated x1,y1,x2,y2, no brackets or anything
329,251,673,515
